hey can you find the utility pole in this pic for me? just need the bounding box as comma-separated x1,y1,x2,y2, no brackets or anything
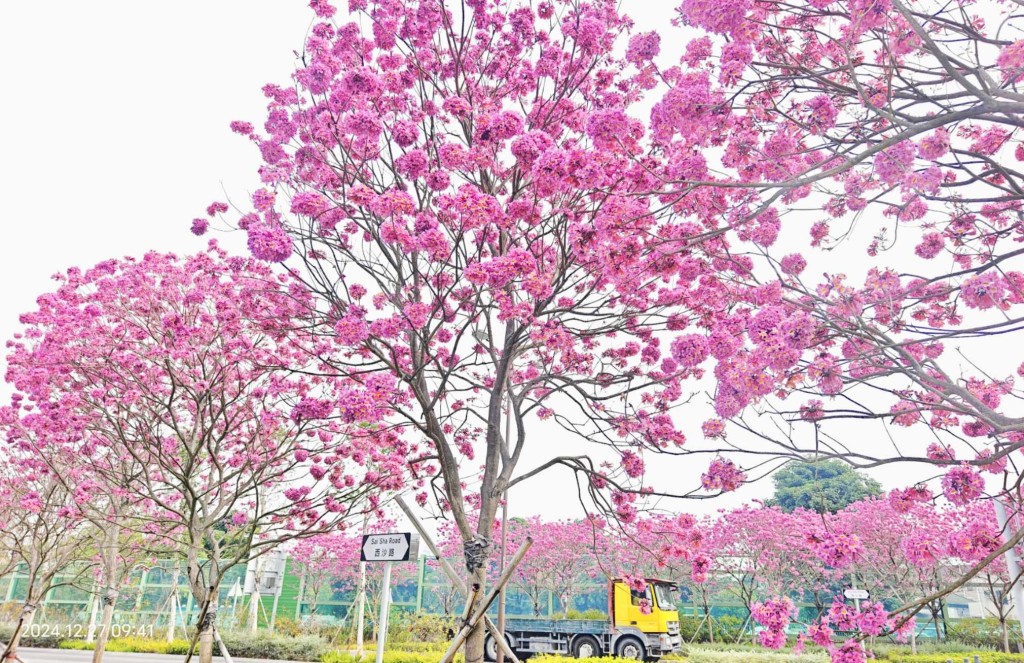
994,497,1024,646
497,391,511,663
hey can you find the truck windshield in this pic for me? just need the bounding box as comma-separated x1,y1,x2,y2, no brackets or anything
653,583,677,610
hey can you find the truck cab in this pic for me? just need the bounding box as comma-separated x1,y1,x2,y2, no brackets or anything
610,578,682,659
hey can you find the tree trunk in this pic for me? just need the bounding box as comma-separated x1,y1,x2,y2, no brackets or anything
2,603,38,661
86,596,100,643
91,588,119,663
1003,615,1011,653
247,587,260,634
464,567,487,663
197,606,217,663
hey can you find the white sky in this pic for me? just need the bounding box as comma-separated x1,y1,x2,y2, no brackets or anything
0,1,963,526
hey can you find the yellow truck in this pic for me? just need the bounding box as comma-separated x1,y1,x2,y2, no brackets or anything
484,578,682,660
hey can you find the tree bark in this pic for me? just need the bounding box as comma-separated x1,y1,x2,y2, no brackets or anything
197,606,217,663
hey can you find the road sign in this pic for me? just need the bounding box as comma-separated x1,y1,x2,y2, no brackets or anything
361,532,420,562
844,588,869,600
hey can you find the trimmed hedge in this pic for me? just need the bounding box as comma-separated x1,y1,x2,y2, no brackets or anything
322,650,464,663
881,655,1024,663
54,633,329,661
686,648,827,663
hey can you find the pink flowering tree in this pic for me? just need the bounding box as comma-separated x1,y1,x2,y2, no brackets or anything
207,0,1024,658
645,0,1024,653
0,438,97,661
4,398,156,663
496,517,605,617
703,506,800,641
214,1,752,658
290,515,413,641
291,532,361,618
2,246,406,663
658,0,1024,461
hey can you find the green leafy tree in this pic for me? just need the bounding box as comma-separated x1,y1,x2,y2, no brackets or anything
767,461,882,514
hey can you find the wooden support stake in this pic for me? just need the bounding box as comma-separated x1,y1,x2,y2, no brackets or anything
213,627,234,663
395,497,522,663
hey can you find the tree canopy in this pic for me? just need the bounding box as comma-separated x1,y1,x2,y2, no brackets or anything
767,461,883,514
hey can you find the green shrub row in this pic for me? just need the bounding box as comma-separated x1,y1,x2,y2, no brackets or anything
322,650,463,663
677,615,751,644
946,620,1024,652
883,655,1024,663
686,647,827,663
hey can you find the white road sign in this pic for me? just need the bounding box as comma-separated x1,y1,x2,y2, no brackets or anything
844,588,869,600
361,532,419,562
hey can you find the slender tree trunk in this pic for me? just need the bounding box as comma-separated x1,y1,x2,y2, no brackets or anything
465,567,487,663
247,587,260,634
2,602,38,661
91,588,119,663
1003,615,1010,653
86,595,100,643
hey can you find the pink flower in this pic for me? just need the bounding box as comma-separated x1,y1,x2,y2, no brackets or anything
247,224,293,262
780,253,807,275
206,201,229,216
701,457,745,492
998,40,1024,82
857,602,888,636
626,32,661,65
914,232,944,259
702,419,726,438
874,141,915,186
961,272,1006,310
808,621,833,647
829,639,866,663
670,334,709,368
621,450,645,478
814,531,863,568
190,218,209,236
941,465,984,505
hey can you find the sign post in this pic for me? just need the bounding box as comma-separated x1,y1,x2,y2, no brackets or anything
361,532,420,663
374,562,392,663
843,587,869,609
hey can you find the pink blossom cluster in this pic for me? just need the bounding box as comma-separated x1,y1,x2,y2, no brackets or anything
700,457,746,493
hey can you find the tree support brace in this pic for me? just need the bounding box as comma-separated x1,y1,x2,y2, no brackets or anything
396,497,525,663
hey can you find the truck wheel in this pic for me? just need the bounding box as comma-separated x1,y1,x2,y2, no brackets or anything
615,636,646,660
572,635,601,658
484,633,512,662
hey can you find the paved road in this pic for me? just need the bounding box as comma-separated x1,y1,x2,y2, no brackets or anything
18,649,305,663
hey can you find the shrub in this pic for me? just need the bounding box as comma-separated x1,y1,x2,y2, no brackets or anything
322,650,464,663
677,615,753,645
874,643,995,659
275,617,306,638
0,625,67,650
57,638,197,655
217,631,329,661
686,647,828,663
564,609,608,621
946,620,1024,652
396,613,456,643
